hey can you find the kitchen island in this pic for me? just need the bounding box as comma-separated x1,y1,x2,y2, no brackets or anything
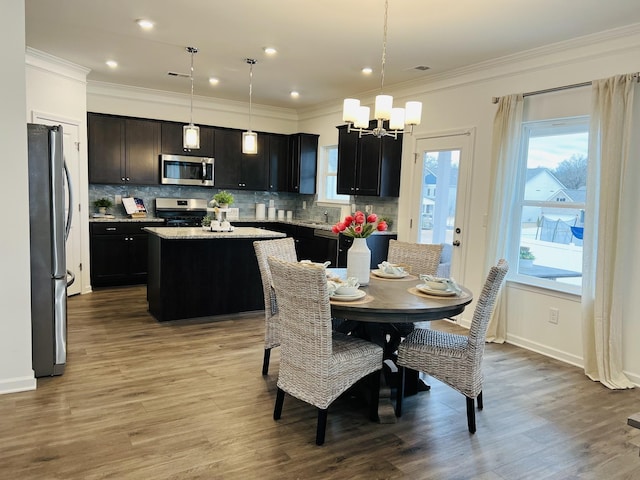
145,226,286,321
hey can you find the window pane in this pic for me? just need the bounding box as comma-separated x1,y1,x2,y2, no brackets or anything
517,121,588,289
327,147,338,174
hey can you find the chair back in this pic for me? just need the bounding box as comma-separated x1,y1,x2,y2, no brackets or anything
253,237,297,349
467,259,509,350
267,257,333,377
387,240,443,276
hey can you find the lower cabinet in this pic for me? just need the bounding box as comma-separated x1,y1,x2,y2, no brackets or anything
90,222,158,287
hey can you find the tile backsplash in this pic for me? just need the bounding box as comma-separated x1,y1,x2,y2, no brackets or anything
89,184,398,229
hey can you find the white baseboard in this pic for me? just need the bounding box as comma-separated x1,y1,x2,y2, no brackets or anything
0,375,36,395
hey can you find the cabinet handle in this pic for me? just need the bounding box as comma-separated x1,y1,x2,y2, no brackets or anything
126,177,130,181
106,227,117,231
121,177,125,181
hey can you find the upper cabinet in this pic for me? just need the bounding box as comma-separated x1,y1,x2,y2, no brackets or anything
88,113,161,185
268,133,318,194
287,133,319,195
160,122,215,157
336,124,402,197
213,128,269,190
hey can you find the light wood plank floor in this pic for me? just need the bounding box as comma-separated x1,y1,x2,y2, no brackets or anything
1,285,640,479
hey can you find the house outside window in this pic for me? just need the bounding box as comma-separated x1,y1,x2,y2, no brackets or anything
317,145,349,204
512,116,589,294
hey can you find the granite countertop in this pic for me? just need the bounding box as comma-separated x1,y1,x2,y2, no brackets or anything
144,226,287,240
90,216,396,235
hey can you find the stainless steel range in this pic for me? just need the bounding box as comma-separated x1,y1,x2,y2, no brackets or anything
155,197,208,227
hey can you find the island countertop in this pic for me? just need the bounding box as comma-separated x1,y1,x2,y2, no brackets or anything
144,226,286,240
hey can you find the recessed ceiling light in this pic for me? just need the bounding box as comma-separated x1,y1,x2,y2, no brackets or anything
106,60,118,68
290,91,300,98
263,47,277,55
362,67,373,75
209,77,220,85
136,19,154,30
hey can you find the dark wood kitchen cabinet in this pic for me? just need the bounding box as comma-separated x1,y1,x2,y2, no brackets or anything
287,133,318,194
268,133,289,191
160,121,215,157
90,221,158,287
88,113,161,185
336,124,402,197
213,128,269,190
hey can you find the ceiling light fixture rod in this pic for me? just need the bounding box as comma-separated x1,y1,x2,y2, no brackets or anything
342,0,422,139
183,46,200,149
242,58,258,155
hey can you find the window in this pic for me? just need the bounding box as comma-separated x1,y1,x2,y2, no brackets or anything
317,145,349,204
512,116,589,294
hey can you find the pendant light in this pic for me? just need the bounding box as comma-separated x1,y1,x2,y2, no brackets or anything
242,58,258,155
342,0,422,139
183,46,200,149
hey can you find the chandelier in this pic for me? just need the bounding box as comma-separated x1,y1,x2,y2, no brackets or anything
242,58,258,154
342,0,422,139
183,46,200,149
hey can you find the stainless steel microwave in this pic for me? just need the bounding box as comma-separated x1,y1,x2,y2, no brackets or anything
161,154,214,187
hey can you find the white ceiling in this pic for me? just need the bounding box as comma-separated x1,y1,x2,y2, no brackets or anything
25,0,640,110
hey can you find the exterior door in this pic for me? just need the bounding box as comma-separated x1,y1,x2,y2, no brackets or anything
410,131,474,282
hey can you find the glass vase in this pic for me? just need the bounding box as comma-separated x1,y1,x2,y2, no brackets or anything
347,237,371,286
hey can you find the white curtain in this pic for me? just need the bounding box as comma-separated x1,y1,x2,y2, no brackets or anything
484,94,524,343
582,74,637,389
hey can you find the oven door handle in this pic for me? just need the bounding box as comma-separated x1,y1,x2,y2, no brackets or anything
202,161,206,183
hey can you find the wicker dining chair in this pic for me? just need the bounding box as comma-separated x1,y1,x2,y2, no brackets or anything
267,257,383,445
395,259,509,433
253,237,298,375
384,240,445,359
387,239,443,276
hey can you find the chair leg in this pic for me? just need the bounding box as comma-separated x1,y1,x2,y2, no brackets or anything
466,396,476,433
477,391,483,410
262,348,271,375
369,370,381,422
395,366,406,417
316,408,328,445
273,387,285,420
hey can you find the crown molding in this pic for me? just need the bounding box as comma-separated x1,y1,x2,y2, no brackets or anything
87,81,299,122
299,22,640,120
26,47,90,83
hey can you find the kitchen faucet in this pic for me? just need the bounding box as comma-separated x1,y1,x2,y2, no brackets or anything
324,211,329,223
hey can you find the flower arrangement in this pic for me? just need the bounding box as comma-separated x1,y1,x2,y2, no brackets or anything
332,211,387,238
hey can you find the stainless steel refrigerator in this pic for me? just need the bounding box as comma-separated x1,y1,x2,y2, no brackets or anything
28,124,74,377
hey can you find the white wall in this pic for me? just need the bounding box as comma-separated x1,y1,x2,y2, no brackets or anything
300,26,640,383
26,48,91,295
0,0,37,393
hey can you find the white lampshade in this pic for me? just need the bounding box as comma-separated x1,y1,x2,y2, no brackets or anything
343,98,361,123
354,106,370,128
242,131,258,154
405,101,423,125
374,94,393,120
389,108,405,130
183,124,200,149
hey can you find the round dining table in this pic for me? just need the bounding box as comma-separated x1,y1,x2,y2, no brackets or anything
328,268,474,413
328,268,473,323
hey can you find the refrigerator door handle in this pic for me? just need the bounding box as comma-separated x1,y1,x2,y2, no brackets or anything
50,127,66,278
64,160,74,242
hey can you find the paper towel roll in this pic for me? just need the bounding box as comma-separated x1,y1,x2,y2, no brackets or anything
256,203,266,220
340,205,352,219
268,206,276,220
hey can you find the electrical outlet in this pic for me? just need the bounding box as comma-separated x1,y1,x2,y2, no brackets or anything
302,201,306,210
549,307,559,324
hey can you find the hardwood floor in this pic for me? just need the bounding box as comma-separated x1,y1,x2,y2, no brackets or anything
2,285,640,479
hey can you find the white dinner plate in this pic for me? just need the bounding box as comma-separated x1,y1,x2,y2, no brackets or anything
416,284,457,297
371,269,409,279
330,290,366,301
